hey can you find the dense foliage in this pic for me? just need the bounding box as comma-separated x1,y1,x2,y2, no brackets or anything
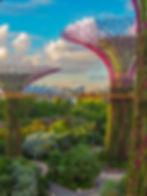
1,97,128,193
48,144,100,190
0,156,49,196
22,117,104,160
0,98,106,131
0,97,107,158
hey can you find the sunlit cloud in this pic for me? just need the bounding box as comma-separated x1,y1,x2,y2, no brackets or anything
0,47,8,59
44,38,103,73
45,39,68,61
12,33,31,53
0,24,102,72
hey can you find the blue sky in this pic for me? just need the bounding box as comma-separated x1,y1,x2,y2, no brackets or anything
0,0,135,91
0,0,133,40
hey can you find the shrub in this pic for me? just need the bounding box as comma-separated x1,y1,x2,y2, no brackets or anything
53,124,92,151
0,157,12,195
55,133,78,151
50,118,103,150
11,159,39,196
0,156,49,196
48,144,100,190
21,119,47,138
49,119,70,134
23,131,57,159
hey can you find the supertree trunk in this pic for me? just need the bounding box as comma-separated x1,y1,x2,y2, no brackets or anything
5,96,22,157
127,1,147,194
105,80,134,162
0,66,60,157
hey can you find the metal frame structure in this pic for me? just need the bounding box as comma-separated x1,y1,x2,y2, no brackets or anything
62,16,136,160
0,65,60,93
0,64,60,156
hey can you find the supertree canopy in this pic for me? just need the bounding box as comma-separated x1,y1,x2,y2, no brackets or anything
62,17,136,161
0,64,60,156
0,64,59,92
62,17,136,85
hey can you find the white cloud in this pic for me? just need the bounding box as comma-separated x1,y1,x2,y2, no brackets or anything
20,38,108,91
0,23,105,73
0,24,32,66
0,24,9,46
0,47,8,59
12,33,31,53
45,39,68,61
44,39,103,73
0,23,107,91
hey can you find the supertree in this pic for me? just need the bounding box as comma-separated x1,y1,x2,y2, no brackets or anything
62,17,136,161
0,64,60,157
127,0,147,195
